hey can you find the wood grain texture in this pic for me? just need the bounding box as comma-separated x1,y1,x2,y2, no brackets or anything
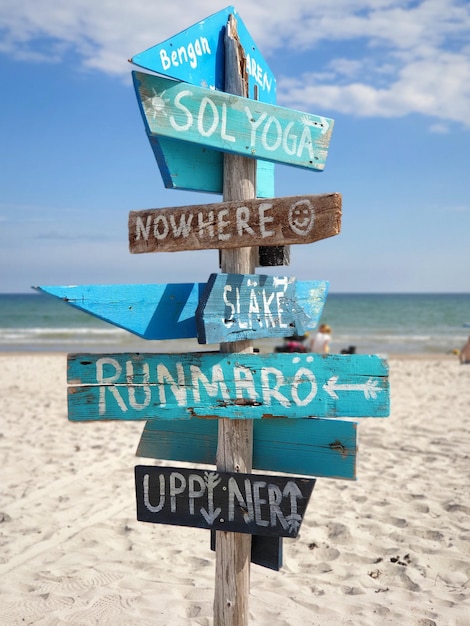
136,416,358,480
133,71,334,171
67,352,390,421
196,275,328,343
128,193,342,254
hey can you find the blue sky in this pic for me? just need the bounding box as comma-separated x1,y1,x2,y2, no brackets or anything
1,0,469,293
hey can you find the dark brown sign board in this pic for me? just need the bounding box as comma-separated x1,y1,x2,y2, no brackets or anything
135,466,315,538
129,193,341,254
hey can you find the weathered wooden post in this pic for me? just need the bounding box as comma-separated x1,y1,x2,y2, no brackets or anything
214,15,255,625
39,8,390,626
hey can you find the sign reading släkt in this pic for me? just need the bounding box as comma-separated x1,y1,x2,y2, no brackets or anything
37,278,329,342
196,273,329,343
129,193,342,254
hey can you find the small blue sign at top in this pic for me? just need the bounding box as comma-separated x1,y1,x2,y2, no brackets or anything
130,6,276,103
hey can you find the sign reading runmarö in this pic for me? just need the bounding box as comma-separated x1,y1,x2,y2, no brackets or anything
135,466,315,537
67,352,389,421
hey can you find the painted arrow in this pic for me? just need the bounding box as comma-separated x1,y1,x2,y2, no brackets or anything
37,278,329,343
323,377,382,400
130,6,276,197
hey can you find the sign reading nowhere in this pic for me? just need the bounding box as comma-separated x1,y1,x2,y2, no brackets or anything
129,193,342,254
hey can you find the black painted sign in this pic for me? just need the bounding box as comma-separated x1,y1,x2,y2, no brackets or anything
135,466,315,537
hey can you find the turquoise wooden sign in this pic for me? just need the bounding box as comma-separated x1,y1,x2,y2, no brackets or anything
37,279,328,342
196,274,328,343
130,6,276,196
133,72,334,171
67,352,389,421
137,417,358,480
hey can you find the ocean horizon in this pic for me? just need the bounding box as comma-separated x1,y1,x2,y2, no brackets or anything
0,291,468,356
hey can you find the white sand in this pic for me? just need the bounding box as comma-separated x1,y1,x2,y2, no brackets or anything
0,353,469,625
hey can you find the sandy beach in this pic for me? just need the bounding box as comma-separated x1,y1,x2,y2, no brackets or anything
0,352,469,625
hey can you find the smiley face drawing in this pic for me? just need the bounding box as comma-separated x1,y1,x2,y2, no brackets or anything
288,200,315,236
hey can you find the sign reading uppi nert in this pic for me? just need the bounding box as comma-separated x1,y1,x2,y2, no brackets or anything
135,466,315,537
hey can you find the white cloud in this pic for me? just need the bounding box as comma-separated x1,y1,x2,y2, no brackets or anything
1,0,469,125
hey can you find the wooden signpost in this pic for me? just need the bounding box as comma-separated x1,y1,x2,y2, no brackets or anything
39,8,390,625
67,352,389,421
129,193,341,254
37,278,329,342
135,466,315,537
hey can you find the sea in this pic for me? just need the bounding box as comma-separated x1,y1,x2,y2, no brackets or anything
0,291,469,356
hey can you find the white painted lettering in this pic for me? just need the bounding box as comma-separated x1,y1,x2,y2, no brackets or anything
143,473,165,512
135,215,152,241
276,292,288,328
96,357,127,415
169,90,193,132
262,116,282,152
169,472,186,513
217,209,231,240
244,106,267,147
283,121,297,155
233,366,258,403
153,215,169,240
156,362,187,406
258,203,274,238
126,360,151,411
169,212,193,238
291,367,317,406
188,474,206,515
190,364,230,403
236,206,256,236
268,484,288,529
260,367,290,407
198,210,214,238
159,49,170,71
223,286,236,328
253,481,269,527
297,124,315,159
198,97,219,137
228,477,254,523
220,103,236,143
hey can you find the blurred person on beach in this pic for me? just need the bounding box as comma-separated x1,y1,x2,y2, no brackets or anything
459,336,470,364
309,323,332,354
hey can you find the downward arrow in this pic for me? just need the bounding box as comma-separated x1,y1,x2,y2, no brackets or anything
323,376,381,400
200,471,222,525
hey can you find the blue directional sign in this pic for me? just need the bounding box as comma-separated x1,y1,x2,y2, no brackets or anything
196,274,328,343
67,352,389,421
37,278,328,342
130,6,276,196
133,72,334,171
136,417,358,480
